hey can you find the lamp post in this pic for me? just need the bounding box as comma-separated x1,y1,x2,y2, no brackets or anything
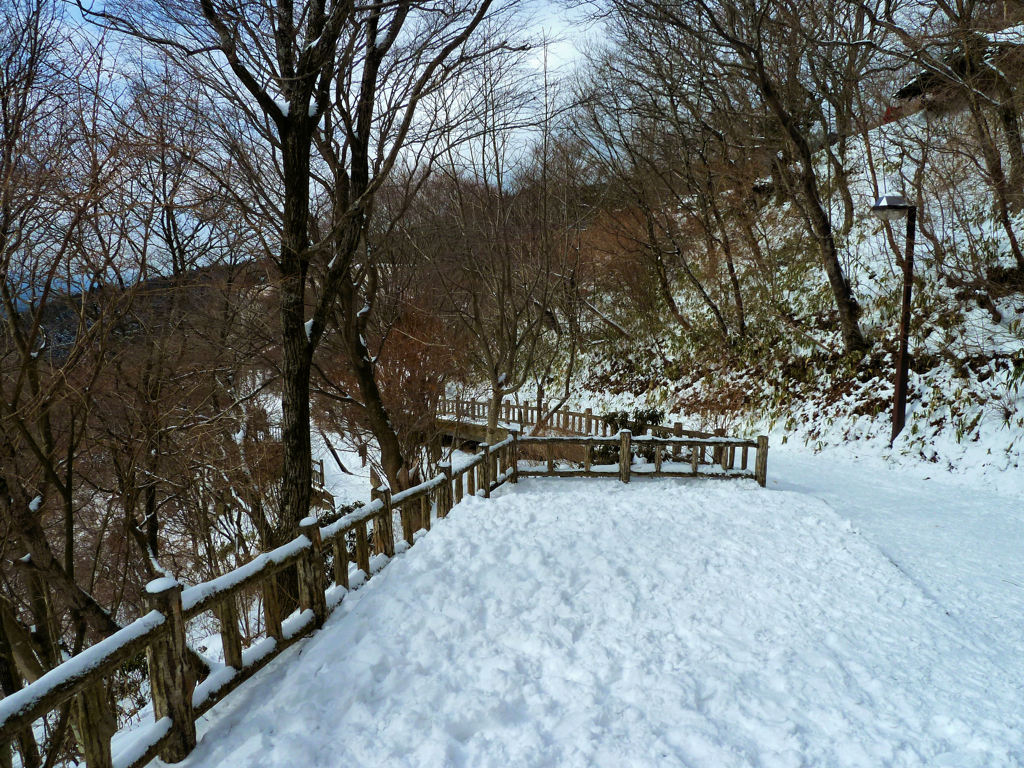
870,194,917,445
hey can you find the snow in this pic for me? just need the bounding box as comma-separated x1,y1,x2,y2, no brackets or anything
161,463,1024,767
145,577,180,594
181,538,310,614
390,474,445,506
281,609,315,640
769,443,1024,661
0,611,165,726
193,665,237,709
312,431,374,507
318,498,383,541
986,23,1024,44
28,495,41,512
112,717,172,768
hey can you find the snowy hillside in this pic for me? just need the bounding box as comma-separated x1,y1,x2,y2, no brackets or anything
576,111,1024,477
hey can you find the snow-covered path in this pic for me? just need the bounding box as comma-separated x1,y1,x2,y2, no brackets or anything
771,447,1024,661
164,466,1024,768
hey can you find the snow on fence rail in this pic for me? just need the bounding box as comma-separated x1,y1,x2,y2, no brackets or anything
0,437,518,768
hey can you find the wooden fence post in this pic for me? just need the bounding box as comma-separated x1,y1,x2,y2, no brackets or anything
420,494,430,531
297,521,327,628
619,430,631,484
755,436,769,487
333,534,350,590
379,486,395,556
214,596,243,670
74,681,115,768
673,422,682,460
355,521,371,575
481,443,492,497
585,408,593,434
440,462,453,514
400,497,415,546
145,579,196,763
510,430,519,483
263,577,283,642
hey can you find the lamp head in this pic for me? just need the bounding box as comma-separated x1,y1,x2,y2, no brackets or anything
870,194,914,220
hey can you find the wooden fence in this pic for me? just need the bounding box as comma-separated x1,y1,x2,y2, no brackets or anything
437,397,768,485
437,397,718,439
0,408,770,768
0,438,518,768
518,431,768,486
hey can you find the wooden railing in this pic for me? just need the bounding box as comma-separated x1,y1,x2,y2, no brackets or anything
437,397,717,439
518,430,768,486
0,437,518,768
0,414,769,768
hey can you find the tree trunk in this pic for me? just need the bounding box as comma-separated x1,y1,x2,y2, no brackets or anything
996,90,1024,214
346,326,406,490
0,624,41,768
755,64,867,354
486,386,503,443
275,123,315,544
276,301,313,541
968,99,1024,269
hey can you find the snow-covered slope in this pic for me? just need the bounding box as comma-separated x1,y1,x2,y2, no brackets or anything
160,466,1024,767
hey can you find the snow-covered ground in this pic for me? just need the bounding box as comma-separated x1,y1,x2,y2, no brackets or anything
770,443,1024,665
159,453,1024,768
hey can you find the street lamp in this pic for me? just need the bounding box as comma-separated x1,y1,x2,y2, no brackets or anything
870,194,917,445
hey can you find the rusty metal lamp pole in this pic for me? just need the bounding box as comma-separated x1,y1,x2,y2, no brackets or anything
870,194,917,445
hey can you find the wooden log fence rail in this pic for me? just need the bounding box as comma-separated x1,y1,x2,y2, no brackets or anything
0,421,769,768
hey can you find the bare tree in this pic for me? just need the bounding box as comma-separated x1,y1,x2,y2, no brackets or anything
404,51,590,439
88,0,521,527
592,0,872,354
